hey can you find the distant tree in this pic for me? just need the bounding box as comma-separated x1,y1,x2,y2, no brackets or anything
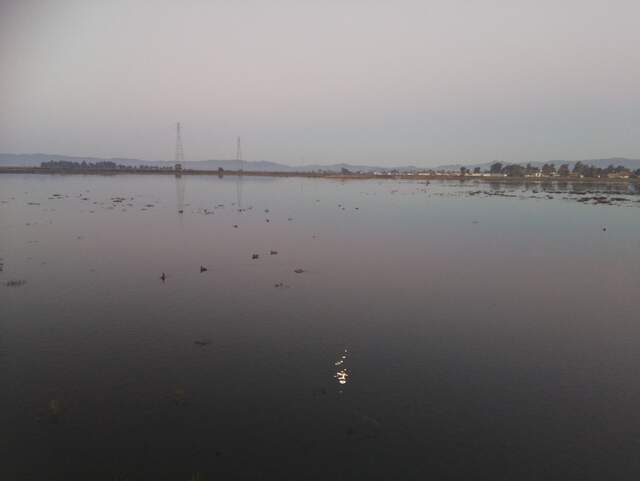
541,163,556,176
503,164,525,177
40,160,123,170
489,162,503,174
558,164,570,177
341,167,352,175
473,167,481,174
573,161,584,174
459,166,467,176
525,163,538,175
582,166,602,178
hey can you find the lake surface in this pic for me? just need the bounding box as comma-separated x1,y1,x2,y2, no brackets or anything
1,173,640,481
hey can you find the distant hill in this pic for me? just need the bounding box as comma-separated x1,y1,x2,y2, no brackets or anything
0,153,291,172
0,153,416,173
2,153,639,172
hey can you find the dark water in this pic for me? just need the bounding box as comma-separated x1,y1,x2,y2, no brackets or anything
1,174,640,481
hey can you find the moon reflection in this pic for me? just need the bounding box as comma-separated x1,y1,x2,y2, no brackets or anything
334,349,349,385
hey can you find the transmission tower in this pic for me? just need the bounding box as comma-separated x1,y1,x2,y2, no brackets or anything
236,136,243,173
175,122,184,171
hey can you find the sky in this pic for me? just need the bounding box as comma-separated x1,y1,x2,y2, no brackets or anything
1,0,639,167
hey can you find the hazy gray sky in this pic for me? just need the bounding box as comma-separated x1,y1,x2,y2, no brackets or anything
1,0,639,166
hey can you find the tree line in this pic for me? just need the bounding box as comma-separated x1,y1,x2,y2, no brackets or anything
459,162,640,178
40,160,170,170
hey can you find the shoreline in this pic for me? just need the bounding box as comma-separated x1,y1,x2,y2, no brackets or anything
0,166,638,184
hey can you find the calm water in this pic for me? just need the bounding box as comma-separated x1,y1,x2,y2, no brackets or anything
1,173,640,481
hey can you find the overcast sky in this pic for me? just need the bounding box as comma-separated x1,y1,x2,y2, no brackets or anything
1,0,639,166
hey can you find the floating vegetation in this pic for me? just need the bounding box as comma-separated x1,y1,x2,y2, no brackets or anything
5,279,27,287
194,339,211,347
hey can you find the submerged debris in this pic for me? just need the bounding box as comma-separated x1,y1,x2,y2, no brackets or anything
312,387,327,397
49,399,64,417
172,387,189,406
38,399,65,424
346,411,381,440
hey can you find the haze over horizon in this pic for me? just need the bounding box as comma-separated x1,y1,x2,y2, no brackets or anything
1,0,639,167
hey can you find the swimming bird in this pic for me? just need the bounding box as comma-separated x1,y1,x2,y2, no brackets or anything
200,266,208,273
161,272,166,281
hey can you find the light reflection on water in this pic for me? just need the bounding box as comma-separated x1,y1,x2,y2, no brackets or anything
335,349,349,386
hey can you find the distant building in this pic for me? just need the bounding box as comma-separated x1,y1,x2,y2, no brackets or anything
175,163,183,172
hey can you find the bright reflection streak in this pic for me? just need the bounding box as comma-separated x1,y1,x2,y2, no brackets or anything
334,349,349,385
